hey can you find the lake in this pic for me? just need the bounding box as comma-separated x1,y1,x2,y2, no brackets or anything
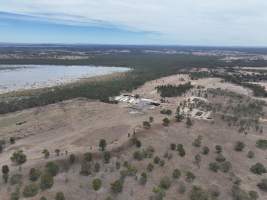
0,65,130,94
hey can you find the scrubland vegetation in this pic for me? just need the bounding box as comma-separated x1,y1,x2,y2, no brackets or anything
0,48,267,200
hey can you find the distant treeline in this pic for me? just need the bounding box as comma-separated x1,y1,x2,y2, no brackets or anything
0,54,267,114
190,71,267,97
156,82,193,97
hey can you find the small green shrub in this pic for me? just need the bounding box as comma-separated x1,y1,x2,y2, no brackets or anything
69,154,76,164
110,179,124,193
10,174,22,185
162,118,170,126
249,190,259,200
209,162,220,172
185,171,195,183
147,163,154,172
40,173,54,190
133,151,143,161
10,187,20,200
202,146,210,155
257,179,267,191
45,162,59,177
92,178,102,191
178,181,186,194
177,144,186,157
220,161,232,173
143,121,151,129
247,151,255,159
94,162,101,173
250,163,266,175
215,145,223,154
160,109,172,115
139,172,147,185
80,161,91,176
55,192,65,200
256,139,267,150
153,156,160,164
231,185,251,200
84,152,92,162
190,186,209,200
172,169,181,179
234,141,245,152
159,176,171,190
23,183,39,198
192,136,202,147
215,154,226,163
170,143,176,151
29,168,41,182
103,151,111,163
208,184,220,198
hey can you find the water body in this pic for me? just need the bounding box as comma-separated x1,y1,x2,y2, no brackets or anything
0,65,130,94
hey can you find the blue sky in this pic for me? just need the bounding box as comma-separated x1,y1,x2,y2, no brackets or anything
0,0,267,46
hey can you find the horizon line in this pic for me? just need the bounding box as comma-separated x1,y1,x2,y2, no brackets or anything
1,42,267,49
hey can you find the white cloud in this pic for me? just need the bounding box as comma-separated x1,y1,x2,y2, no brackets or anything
1,0,267,45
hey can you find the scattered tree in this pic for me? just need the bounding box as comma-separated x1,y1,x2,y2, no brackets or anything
190,186,209,200
192,136,202,147
10,137,15,144
247,150,255,159
143,121,151,129
2,165,9,183
45,162,59,177
42,149,50,159
110,179,123,193
159,176,171,190
92,178,102,191
40,173,54,190
69,154,76,164
215,145,223,154
257,179,267,191
99,139,107,151
139,172,147,185
29,168,41,182
103,151,111,163
94,162,101,173
194,154,202,168
209,162,220,172
147,163,154,172
177,144,186,157
186,171,195,183
202,146,210,155
23,183,39,198
234,141,245,152
250,163,266,175
162,118,170,126
55,192,65,200
170,143,176,151
55,149,60,157
256,139,267,150
84,152,92,162
186,117,193,128
11,150,27,170
172,169,181,179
